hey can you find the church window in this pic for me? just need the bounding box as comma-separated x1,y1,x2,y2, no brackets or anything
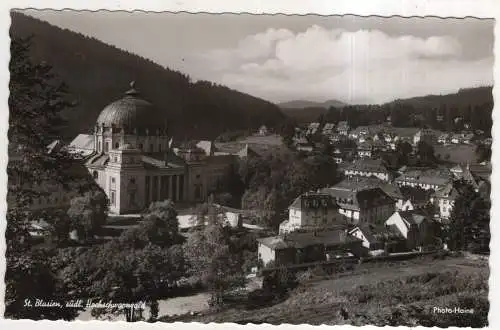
114,156,118,162
92,171,98,180
98,141,102,152
195,184,202,200
139,143,143,150
110,190,116,206
111,177,115,183
105,142,110,152
115,142,119,149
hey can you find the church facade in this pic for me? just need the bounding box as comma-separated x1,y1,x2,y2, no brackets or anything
69,82,239,214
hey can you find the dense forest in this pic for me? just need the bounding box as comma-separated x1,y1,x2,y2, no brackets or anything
10,12,285,140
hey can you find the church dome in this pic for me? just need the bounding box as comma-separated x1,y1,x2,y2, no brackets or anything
96,81,165,133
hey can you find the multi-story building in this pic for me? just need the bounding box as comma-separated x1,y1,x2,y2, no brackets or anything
320,186,395,225
344,158,391,181
69,82,238,214
337,121,350,136
279,192,342,234
430,183,460,221
395,169,451,191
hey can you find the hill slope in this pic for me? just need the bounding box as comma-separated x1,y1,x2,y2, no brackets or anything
389,86,493,109
278,99,346,109
10,12,285,140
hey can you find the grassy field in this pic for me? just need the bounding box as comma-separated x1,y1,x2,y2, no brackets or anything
434,144,477,164
163,254,489,326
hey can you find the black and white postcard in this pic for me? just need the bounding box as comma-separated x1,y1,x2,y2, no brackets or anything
2,0,498,328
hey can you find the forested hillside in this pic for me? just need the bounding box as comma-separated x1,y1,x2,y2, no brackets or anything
306,87,493,135
10,12,285,140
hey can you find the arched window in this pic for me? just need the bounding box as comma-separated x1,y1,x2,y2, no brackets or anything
115,142,119,149
98,141,102,152
105,142,110,152
92,171,98,180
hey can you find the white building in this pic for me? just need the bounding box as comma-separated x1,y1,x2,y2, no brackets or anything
321,186,395,225
395,169,451,191
430,183,460,220
344,158,390,182
70,82,237,214
279,192,341,234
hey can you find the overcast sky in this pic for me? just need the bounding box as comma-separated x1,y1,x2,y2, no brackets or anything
23,10,494,104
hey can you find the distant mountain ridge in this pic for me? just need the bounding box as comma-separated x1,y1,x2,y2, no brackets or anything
278,99,347,109
10,12,286,140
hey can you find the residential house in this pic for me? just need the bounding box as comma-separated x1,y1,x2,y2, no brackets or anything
321,186,395,225
437,133,449,144
430,183,460,221
399,186,432,211
344,158,391,181
337,121,350,136
451,134,461,144
294,136,314,153
383,132,396,143
357,142,373,158
413,129,436,146
322,123,335,136
334,177,404,211
461,133,474,144
450,164,480,191
29,219,51,238
258,125,269,136
306,122,321,136
348,223,407,253
279,193,342,234
385,210,439,250
390,127,420,144
329,133,341,143
349,126,369,140
257,229,363,267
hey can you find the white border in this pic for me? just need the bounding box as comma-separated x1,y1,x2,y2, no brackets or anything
0,1,498,329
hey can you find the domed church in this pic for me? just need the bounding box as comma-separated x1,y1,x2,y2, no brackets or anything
69,82,238,214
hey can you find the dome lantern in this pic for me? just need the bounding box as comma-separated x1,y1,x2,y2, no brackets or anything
95,81,164,133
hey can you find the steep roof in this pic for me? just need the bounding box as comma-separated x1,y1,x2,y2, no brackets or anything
433,183,461,200
196,140,214,156
334,177,403,200
288,193,338,211
350,223,404,243
345,158,389,173
395,169,451,186
321,186,394,211
398,210,429,227
69,133,95,157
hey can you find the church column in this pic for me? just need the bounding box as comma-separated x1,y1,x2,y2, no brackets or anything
168,176,173,200
157,176,162,201
176,175,181,202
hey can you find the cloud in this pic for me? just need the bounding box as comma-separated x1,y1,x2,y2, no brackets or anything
200,25,492,104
